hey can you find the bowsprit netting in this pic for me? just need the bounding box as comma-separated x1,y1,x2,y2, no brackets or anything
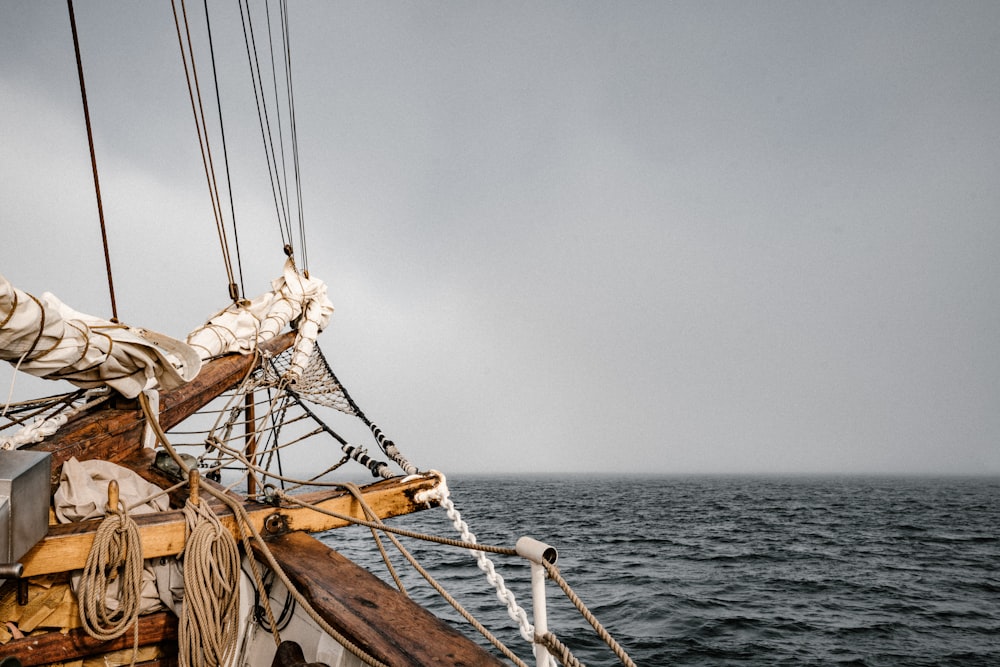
165,343,420,497
264,341,358,415
264,344,420,477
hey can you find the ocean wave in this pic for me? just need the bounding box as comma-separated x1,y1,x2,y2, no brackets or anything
319,475,1000,666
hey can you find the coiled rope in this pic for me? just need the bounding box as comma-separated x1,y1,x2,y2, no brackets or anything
138,392,389,667
178,478,241,667
77,484,142,663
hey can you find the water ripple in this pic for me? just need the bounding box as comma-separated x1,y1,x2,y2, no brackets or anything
320,475,1000,665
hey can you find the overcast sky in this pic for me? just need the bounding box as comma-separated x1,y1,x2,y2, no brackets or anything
2,1,998,475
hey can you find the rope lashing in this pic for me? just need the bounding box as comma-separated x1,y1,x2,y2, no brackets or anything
77,480,142,658
369,423,418,476
179,469,241,667
341,443,391,479
1,392,106,450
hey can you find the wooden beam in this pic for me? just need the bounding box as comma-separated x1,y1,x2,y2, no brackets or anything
19,473,442,578
0,610,177,666
156,332,295,432
257,532,508,667
24,332,296,488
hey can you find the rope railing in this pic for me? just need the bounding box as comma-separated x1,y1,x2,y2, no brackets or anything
543,560,637,667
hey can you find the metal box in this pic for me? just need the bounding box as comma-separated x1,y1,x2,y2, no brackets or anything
0,450,51,564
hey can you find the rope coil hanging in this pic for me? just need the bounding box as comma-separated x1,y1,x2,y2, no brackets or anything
138,392,389,667
178,469,241,667
77,481,142,650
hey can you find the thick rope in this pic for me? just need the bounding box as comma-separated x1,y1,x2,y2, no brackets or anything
139,393,389,667
543,561,637,667
417,478,537,644
278,485,531,665
77,503,143,663
179,499,241,667
338,483,531,667
401,476,632,667
537,633,585,667
1,393,107,450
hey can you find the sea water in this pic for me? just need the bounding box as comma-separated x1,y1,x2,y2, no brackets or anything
319,475,1000,666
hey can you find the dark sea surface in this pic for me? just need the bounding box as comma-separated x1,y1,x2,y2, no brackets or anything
319,475,1000,666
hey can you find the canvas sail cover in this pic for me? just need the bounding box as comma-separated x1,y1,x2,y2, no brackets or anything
186,258,333,382
0,272,201,398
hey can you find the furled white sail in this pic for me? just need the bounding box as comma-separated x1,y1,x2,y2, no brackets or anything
0,272,201,399
185,258,334,383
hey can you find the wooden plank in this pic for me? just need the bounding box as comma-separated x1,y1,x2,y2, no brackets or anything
24,332,296,488
0,610,177,665
19,473,442,578
258,532,508,667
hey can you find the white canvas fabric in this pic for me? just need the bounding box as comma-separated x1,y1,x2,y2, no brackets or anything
186,258,333,382
54,457,183,615
0,273,201,398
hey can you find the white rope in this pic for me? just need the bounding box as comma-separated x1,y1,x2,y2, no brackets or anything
0,412,68,450
0,391,108,450
417,475,538,645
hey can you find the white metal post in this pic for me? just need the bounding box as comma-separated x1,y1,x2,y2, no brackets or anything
516,537,558,667
529,559,549,667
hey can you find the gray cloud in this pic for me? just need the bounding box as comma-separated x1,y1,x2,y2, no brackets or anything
2,1,998,475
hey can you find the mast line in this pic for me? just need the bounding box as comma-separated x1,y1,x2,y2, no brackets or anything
66,0,118,322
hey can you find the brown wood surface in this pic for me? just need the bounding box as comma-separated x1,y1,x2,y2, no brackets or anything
133,659,178,667
0,610,177,665
24,332,296,488
259,532,508,667
19,466,441,578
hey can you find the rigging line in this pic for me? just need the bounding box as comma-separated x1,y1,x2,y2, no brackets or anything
240,0,289,248
179,0,230,245
268,385,287,488
278,2,306,271
181,0,242,302
173,0,228,269
171,0,238,300
203,0,246,300
66,0,118,322
238,0,294,251
280,0,308,273
264,0,294,253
